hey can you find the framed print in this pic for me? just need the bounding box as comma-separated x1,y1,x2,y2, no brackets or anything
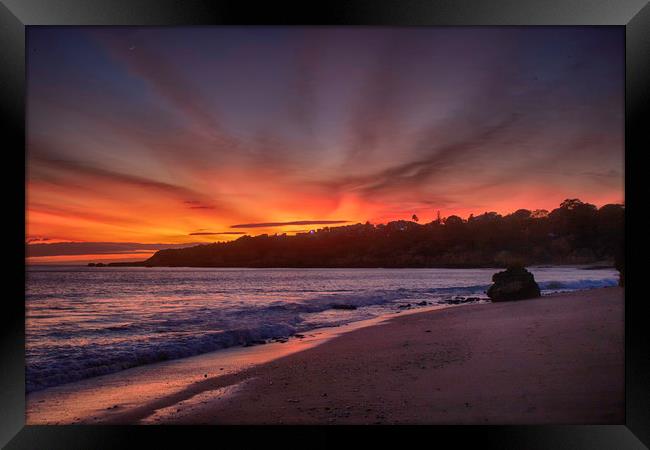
1,0,648,448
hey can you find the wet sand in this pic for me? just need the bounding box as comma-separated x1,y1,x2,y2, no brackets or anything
28,287,624,425
26,305,443,424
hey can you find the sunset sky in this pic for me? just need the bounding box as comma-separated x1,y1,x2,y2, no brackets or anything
27,27,624,263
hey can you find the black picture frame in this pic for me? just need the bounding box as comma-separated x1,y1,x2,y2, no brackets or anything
1,0,648,448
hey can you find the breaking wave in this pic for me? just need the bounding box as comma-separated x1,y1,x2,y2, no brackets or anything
26,266,618,392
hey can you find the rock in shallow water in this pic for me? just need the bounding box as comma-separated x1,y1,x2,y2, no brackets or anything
487,266,541,302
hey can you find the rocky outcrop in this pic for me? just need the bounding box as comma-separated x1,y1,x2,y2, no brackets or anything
487,266,541,302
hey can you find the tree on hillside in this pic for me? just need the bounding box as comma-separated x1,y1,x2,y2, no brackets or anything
110,198,623,269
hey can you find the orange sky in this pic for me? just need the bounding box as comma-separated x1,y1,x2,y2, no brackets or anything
26,27,624,263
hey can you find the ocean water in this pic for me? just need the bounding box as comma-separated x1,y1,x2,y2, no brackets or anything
26,266,618,392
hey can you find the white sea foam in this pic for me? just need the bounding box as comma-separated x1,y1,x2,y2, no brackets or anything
538,278,618,291
26,266,618,391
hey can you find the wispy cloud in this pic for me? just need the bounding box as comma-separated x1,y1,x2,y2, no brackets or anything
323,113,522,198
94,31,224,136
28,149,236,217
30,153,201,198
26,27,624,242
581,170,621,179
188,231,246,236
344,33,410,163
231,220,350,229
184,201,217,210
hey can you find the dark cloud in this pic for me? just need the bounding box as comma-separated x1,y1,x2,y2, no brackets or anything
26,237,51,243
188,232,246,236
184,201,217,210
231,220,350,229
325,113,522,198
27,242,201,257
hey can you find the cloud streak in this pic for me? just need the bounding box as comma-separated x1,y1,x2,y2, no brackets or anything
27,242,201,257
188,232,246,236
95,31,224,136
26,27,624,245
231,220,350,229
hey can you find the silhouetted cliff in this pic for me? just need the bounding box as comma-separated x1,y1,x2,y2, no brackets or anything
108,199,623,268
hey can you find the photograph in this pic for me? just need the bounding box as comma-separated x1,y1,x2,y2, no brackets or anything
24,25,625,426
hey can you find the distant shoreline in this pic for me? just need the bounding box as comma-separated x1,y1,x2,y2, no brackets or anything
27,200,625,269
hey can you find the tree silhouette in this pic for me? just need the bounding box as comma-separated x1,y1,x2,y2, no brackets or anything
106,199,624,269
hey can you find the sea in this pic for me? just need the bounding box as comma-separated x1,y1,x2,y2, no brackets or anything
25,266,619,392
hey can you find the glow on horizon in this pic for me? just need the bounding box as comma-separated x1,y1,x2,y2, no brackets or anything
26,27,624,263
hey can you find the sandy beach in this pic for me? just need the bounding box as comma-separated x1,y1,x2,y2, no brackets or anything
27,287,623,425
